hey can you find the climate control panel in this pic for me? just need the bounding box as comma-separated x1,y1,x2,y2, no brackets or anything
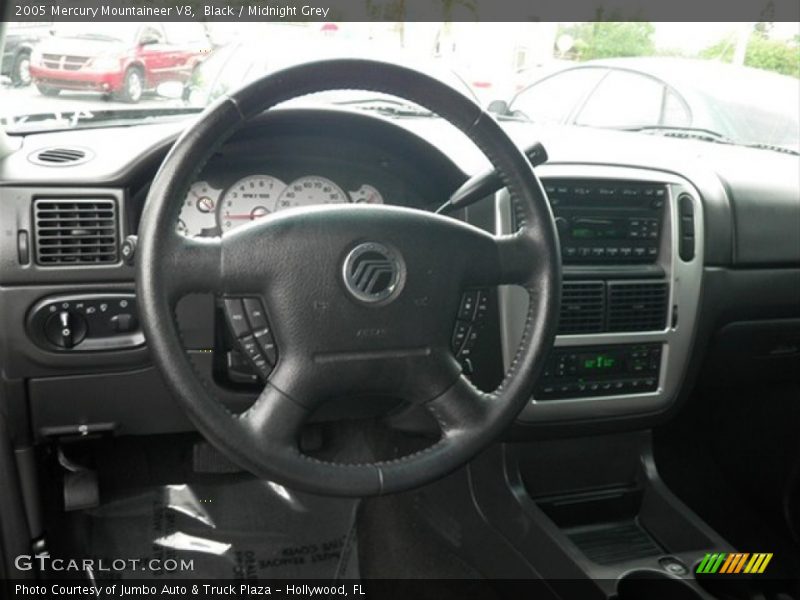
28,293,143,351
535,343,662,400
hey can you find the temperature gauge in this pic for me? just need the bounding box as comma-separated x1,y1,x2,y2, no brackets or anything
349,184,384,205
177,181,222,237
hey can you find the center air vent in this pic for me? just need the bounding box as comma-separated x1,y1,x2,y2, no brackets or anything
29,146,93,166
607,282,668,332
34,198,118,265
558,281,605,334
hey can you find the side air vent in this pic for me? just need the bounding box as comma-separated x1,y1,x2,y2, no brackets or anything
34,198,119,265
558,281,605,334
607,282,668,332
28,146,93,166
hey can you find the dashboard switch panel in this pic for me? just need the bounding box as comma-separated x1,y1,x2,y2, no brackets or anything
28,293,143,351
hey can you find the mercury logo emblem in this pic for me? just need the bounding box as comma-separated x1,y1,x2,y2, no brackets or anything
342,242,405,304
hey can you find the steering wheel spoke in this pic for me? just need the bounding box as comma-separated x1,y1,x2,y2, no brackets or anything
160,234,223,303
424,375,491,439
239,382,309,450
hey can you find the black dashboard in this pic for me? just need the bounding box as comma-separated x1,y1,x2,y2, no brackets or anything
0,107,798,440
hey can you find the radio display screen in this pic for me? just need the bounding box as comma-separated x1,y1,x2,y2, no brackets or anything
570,219,627,239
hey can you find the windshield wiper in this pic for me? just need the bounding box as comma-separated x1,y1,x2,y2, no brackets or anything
740,142,800,156
333,98,435,118
616,125,736,145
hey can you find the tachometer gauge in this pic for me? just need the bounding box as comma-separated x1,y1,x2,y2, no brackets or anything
349,184,384,205
177,181,222,237
220,175,286,233
276,176,347,210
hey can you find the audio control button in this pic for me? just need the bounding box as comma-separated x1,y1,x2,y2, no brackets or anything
243,297,269,331
223,299,250,338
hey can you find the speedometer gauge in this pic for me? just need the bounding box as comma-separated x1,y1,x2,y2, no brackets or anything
349,184,384,205
220,175,286,233
276,176,347,210
177,181,222,237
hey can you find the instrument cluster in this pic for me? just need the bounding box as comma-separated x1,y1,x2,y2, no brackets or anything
177,174,384,237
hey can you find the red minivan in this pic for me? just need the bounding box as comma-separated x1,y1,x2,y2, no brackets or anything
29,23,211,103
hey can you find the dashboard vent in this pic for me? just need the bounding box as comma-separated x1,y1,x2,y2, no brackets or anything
29,146,93,166
558,282,605,334
33,199,118,265
607,282,668,332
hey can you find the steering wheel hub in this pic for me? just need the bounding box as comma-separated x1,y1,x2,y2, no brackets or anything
342,241,406,305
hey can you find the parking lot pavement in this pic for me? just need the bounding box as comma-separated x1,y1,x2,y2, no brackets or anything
1,83,180,122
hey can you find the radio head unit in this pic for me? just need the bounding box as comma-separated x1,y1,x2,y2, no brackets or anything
541,180,667,264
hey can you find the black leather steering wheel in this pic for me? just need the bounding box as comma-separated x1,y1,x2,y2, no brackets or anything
136,59,560,496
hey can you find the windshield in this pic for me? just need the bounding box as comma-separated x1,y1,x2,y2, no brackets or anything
2,21,798,151
49,22,141,43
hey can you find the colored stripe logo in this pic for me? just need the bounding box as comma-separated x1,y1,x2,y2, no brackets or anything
696,553,773,574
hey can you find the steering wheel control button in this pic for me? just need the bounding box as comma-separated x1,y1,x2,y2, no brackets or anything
458,291,478,320
451,321,471,354
342,242,405,305
254,328,278,364
222,296,278,379
223,298,250,338
243,298,269,330
452,288,490,362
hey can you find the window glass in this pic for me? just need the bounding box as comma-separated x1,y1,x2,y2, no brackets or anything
575,70,665,128
662,89,692,127
509,68,606,124
139,26,164,45
163,23,208,45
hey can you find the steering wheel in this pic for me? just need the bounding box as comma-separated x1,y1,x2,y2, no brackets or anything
136,59,560,497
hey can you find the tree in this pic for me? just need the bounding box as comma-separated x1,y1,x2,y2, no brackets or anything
700,24,800,78
557,22,655,61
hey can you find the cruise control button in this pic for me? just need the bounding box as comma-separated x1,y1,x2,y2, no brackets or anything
458,291,478,321
452,321,471,353
243,297,269,330
474,291,489,322
224,298,250,338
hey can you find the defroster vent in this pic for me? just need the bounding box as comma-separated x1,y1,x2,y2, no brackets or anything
34,198,119,265
558,281,605,334
607,282,668,332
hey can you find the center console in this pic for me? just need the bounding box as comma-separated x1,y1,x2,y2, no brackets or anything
497,165,704,423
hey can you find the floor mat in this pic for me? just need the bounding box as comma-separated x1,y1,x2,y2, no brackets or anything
52,477,360,581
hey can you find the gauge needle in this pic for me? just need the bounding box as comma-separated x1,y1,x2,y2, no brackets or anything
225,214,268,219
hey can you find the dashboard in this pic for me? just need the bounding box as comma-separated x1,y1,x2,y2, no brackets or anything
0,107,798,440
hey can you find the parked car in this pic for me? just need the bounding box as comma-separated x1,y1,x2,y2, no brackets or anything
490,57,800,151
0,22,50,86
29,23,211,102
